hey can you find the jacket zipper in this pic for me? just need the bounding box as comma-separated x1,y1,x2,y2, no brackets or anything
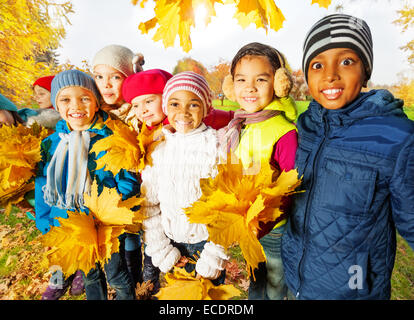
296,112,329,299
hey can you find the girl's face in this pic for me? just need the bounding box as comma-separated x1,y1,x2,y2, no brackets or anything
233,55,275,113
167,90,204,134
33,85,52,109
0,109,15,127
56,87,98,131
131,93,165,127
93,64,126,107
307,48,366,110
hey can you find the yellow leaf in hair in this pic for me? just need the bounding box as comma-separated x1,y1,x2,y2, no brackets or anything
41,180,145,276
155,267,241,300
185,155,301,277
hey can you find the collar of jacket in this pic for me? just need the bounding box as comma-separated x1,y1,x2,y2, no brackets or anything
265,96,297,122
307,89,405,127
54,109,112,137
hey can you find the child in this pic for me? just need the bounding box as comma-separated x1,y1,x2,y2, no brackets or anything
220,42,298,300
33,76,55,109
0,93,23,126
281,13,414,300
138,71,229,283
92,44,145,287
35,69,139,300
121,68,174,293
122,68,172,128
18,76,61,129
92,44,144,129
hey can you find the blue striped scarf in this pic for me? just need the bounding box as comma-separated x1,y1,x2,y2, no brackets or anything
42,130,91,210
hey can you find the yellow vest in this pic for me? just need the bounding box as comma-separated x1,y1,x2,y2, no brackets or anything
235,97,297,229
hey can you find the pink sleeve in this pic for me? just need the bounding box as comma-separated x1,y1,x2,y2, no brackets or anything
203,108,235,130
271,129,298,171
258,129,298,239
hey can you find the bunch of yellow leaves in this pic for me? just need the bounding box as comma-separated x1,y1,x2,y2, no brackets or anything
41,180,145,276
91,119,163,176
155,267,241,300
133,0,332,52
0,123,50,214
185,158,301,278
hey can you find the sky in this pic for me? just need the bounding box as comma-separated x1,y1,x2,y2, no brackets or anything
55,0,413,85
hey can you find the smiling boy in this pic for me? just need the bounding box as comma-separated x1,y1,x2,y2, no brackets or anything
281,14,414,300
35,69,139,300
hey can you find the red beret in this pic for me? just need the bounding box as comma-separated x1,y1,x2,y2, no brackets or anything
33,75,55,92
122,69,173,103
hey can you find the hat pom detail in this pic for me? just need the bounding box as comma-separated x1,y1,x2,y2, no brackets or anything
274,67,292,98
132,53,145,73
222,74,236,102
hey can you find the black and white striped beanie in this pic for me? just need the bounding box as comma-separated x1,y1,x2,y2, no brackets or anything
302,13,373,82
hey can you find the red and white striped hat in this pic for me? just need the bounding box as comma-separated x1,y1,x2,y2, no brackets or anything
162,71,213,118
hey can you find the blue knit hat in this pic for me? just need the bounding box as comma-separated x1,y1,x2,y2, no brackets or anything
0,93,18,112
51,70,101,110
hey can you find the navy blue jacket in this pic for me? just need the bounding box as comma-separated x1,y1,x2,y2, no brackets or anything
282,90,414,300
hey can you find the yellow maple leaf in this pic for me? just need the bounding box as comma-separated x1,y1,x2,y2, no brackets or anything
155,267,241,300
185,155,301,277
91,119,163,176
0,123,50,213
233,0,285,32
311,0,332,9
41,180,145,276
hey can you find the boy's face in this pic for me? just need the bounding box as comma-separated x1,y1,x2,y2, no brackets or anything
131,93,165,126
93,64,126,106
307,48,366,110
33,85,52,109
167,90,204,134
233,55,275,113
56,87,98,131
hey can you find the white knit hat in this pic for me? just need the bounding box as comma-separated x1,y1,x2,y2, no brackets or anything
92,44,145,77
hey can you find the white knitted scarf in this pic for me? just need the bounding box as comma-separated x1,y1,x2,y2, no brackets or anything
42,130,91,210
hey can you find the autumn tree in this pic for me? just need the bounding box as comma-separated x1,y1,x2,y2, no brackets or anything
394,2,414,65
205,60,230,97
0,0,73,105
394,79,414,108
290,70,310,101
172,57,208,77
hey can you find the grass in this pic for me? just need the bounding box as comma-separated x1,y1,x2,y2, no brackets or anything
213,99,310,118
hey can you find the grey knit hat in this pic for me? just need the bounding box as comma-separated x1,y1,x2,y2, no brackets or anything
51,70,101,109
302,13,373,82
92,44,145,77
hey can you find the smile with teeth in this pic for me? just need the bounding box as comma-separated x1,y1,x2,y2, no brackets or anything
322,88,343,99
69,112,86,119
175,120,193,126
243,97,258,103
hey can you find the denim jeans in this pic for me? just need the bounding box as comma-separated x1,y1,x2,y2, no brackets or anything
248,224,287,300
171,240,226,286
83,235,135,300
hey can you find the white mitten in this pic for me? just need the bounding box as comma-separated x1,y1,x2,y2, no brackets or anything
195,242,229,280
157,246,181,273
